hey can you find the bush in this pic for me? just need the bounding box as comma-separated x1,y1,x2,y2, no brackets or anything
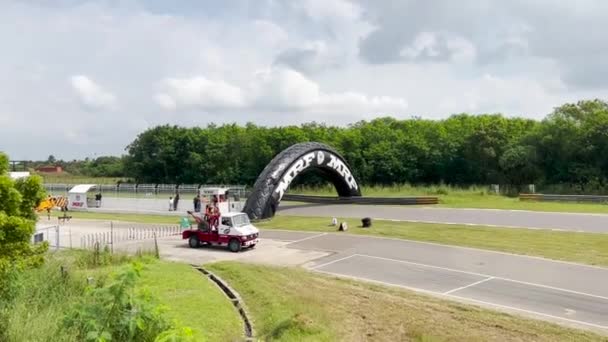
63,262,171,341
62,261,195,342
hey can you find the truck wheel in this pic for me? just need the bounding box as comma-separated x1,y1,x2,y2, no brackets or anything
189,235,200,248
228,238,241,253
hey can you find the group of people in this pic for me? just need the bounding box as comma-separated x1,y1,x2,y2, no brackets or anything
192,194,223,213
203,204,221,231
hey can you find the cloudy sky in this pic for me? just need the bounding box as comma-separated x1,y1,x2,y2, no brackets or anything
2,0,607,160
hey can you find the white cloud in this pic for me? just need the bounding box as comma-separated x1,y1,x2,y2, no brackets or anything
252,20,289,46
2,0,608,160
251,67,408,113
400,31,477,64
400,32,440,59
70,75,116,110
157,66,408,115
298,0,362,21
156,77,245,110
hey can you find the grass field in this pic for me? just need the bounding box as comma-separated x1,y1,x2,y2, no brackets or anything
290,184,608,214
139,261,242,341
207,261,605,341
1,251,242,342
43,211,183,224
258,215,608,267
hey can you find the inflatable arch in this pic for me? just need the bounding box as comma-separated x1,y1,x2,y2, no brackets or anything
243,142,361,220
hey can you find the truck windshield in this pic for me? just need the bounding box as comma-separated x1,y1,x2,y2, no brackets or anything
231,214,251,227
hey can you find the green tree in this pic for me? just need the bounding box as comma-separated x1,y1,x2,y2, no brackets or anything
0,152,48,272
499,145,541,192
0,152,48,337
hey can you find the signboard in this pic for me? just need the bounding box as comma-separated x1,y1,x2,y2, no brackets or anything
274,150,358,201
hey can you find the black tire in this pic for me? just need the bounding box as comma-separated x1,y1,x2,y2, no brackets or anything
188,235,200,248
242,142,361,220
228,238,241,253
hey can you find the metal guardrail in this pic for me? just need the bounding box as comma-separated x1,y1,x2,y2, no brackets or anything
520,193,608,203
282,194,439,205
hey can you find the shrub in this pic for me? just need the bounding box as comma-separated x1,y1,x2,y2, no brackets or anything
63,262,172,341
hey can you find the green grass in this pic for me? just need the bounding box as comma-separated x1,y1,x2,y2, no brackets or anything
42,211,183,224
2,250,242,342
290,184,608,214
258,215,608,267
207,261,605,342
139,261,242,341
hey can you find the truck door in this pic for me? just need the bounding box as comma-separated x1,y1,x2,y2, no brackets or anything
220,217,233,235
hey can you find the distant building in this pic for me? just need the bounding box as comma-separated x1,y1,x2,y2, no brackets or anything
35,165,63,173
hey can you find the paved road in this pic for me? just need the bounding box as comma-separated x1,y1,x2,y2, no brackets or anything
80,197,608,233
278,204,608,233
261,230,608,334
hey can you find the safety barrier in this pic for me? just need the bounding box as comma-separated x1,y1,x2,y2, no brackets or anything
519,193,608,203
43,183,250,199
80,225,181,249
282,194,439,205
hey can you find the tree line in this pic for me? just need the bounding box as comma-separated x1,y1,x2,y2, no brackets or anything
121,100,608,194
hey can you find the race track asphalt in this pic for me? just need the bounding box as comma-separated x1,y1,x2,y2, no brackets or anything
278,204,608,233
262,230,608,334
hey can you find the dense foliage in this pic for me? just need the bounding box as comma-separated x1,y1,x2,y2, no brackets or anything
64,262,194,342
0,152,47,275
0,152,48,338
18,155,126,178
122,100,608,192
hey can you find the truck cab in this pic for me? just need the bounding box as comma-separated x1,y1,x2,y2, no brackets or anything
182,211,259,252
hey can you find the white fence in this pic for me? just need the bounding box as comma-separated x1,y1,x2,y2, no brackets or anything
80,225,181,250
43,183,249,199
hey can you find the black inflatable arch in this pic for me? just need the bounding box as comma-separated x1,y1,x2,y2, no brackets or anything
243,142,361,220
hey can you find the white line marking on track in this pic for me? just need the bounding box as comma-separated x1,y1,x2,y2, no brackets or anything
350,254,608,301
261,228,608,271
347,215,601,233
310,254,357,270
444,277,495,295
310,269,608,331
373,217,553,231
446,294,608,331
285,233,327,245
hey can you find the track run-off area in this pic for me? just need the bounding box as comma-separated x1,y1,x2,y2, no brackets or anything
278,203,608,233
265,229,608,334
42,200,608,335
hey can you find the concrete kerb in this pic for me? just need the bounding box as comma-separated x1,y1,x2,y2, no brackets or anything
191,265,255,341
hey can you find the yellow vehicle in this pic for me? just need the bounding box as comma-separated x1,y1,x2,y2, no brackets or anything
36,195,69,219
